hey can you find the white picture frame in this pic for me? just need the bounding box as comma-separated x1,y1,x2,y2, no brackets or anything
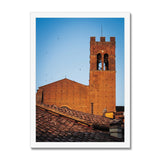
30,12,130,148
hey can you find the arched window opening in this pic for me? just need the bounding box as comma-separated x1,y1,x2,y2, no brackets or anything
97,53,102,70
104,54,109,70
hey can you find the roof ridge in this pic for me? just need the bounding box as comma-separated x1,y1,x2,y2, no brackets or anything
36,104,122,130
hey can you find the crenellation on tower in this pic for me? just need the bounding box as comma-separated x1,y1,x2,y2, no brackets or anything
90,37,96,42
100,37,105,42
110,37,115,42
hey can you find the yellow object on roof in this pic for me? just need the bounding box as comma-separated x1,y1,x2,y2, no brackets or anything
105,112,114,119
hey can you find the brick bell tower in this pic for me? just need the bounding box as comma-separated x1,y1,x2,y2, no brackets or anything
89,36,116,115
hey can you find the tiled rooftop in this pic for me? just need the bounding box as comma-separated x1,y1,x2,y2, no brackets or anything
36,104,124,142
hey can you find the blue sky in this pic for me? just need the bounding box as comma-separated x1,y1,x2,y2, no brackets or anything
36,18,124,106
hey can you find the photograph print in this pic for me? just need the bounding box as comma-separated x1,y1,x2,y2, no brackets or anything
31,12,130,148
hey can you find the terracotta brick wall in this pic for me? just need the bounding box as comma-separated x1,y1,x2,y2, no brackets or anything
36,88,43,104
89,71,116,114
36,79,90,113
89,37,116,114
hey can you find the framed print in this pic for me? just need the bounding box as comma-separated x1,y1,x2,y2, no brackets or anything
30,12,130,148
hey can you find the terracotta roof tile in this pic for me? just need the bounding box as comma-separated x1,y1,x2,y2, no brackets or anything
36,104,124,142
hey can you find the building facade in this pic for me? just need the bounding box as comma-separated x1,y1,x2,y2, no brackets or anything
36,36,116,116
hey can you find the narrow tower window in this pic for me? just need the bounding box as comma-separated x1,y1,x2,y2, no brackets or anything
104,53,109,70
41,91,43,104
97,53,102,70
